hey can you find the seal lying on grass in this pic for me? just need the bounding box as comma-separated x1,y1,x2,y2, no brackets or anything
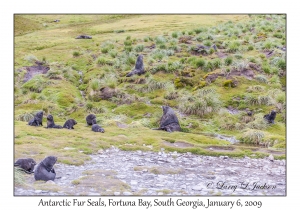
153,106,181,132
92,124,105,133
75,35,92,39
14,158,36,174
34,156,57,181
28,111,43,126
46,114,63,129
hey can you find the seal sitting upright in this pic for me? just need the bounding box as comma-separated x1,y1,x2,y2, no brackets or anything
126,54,145,77
86,114,97,126
34,156,57,181
28,111,43,126
264,110,277,124
63,119,77,129
153,106,181,132
46,115,63,129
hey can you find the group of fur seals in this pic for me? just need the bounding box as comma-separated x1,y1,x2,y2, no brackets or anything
86,114,105,133
28,112,77,129
14,156,57,181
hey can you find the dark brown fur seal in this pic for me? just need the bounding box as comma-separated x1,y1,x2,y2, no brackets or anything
153,106,181,132
63,119,77,129
46,115,63,129
264,110,277,124
14,158,36,174
92,124,105,133
126,54,145,77
86,114,97,126
28,111,43,126
34,156,57,181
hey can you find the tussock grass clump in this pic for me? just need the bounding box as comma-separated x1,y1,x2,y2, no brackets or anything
164,83,178,100
15,112,34,122
255,74,268,83
246,114,268,130
73,51,80,57
101,41,115,53
258,95,274,106
178,88,222,117
172,31,178,38
246,85,265,93
155,36,167,44
97,57,109,66
232,60,248,71
138,76,169,93
215,109,238,131
99,74,118,89
90,79,101,91
134,44,144,52
224,56,233,66
245,94,259,105
14,168,27,187
24,54,38,64
227,41,240,53
22,75,50,93
109,49,118,58
193,58,206,69
241,129,265,145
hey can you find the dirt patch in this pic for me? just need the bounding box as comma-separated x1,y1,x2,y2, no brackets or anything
23,65,50,82
216,51,228,58
205,68,255,83
230,69,254,79
163,140,194,148
206,146,235,152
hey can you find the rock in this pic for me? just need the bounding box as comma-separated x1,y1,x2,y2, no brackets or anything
34,190,42,194
46,180,55,184
180,184,186,189
123,191,133,196
269,154,274,162
245,163,251,168
203,175,216,179
114,192,120,196
192,186,203,191
130,180,138,185
157,192,164,195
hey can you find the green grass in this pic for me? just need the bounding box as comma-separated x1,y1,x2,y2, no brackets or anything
15,14,286,165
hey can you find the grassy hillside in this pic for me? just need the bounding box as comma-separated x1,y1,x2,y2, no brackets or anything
14,14,286,165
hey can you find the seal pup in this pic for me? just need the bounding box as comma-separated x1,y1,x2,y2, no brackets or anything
34,156,57,181
28,111,43,126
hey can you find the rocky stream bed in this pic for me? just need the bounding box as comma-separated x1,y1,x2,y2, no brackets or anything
15,147,286,196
